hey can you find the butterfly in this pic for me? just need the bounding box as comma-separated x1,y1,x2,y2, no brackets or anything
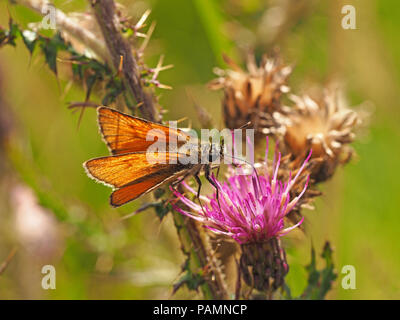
83,107,223,207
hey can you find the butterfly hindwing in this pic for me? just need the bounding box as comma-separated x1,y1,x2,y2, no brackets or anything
109,167,187,207
84,151,196,206
84,152,191,187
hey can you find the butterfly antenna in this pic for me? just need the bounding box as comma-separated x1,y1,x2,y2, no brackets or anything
223,153,256,172
238,121,252,129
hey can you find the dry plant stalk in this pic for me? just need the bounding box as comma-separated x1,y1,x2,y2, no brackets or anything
0,247,17,276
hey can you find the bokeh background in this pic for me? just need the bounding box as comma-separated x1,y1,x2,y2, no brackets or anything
0,0,399,299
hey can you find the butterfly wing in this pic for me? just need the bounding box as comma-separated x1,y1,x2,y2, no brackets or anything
84,152,194,207
109,169,184,207
97,107,192,154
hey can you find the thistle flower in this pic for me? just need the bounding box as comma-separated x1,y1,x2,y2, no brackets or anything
208,53,292,137
171,142,310,244
255,151,322,226
274,88,362,182
170,140,311,293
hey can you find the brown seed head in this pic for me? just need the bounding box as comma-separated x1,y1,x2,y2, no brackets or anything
209,53,292,136
274,88,362,182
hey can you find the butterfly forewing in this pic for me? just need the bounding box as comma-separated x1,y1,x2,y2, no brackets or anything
98,107,191,154
84,151,198,206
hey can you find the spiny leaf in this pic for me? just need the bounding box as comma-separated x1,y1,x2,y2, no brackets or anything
20,30,38,54
173,270,205,294
40,33,67,75
299,241,337,300
173,253,205,295
154,201,171,221
102,77,124,105
0,18,19,47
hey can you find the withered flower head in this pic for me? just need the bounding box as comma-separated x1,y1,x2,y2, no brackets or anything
274,88,362,182
208,53,292,136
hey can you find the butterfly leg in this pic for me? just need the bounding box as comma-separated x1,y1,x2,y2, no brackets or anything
194,173,208,216
194,173,202,199
204,164,221,211
216,163,221,179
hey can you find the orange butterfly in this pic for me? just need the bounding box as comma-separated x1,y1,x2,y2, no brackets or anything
84,107,222,207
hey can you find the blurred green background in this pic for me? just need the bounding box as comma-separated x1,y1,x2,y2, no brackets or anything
0,0,399,299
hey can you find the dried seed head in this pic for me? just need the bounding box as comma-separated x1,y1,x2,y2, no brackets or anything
274,87,362,182
209,53,292,137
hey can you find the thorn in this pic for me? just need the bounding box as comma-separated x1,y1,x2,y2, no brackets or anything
77,107,85,130
68,101,99,129
156,83,173,90
140,21,156,52
176,116,188,124
118,55,124,76
135,32,147,38
152,55,165,80
136,9,151,30
60,80,73,101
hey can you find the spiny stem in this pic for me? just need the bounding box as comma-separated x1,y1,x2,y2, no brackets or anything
90,0,228,299
89,0,158,121
173,212,228,299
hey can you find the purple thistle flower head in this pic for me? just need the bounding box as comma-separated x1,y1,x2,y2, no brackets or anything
170,138,311,244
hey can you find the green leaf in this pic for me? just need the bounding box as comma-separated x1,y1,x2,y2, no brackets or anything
102,77,124,105
298,242,337,300
7,18,19,46
192,0,238,66
21,29,38,54
0,18,19,47
154,201,171,221
40,33,67,75
173,271,205,294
